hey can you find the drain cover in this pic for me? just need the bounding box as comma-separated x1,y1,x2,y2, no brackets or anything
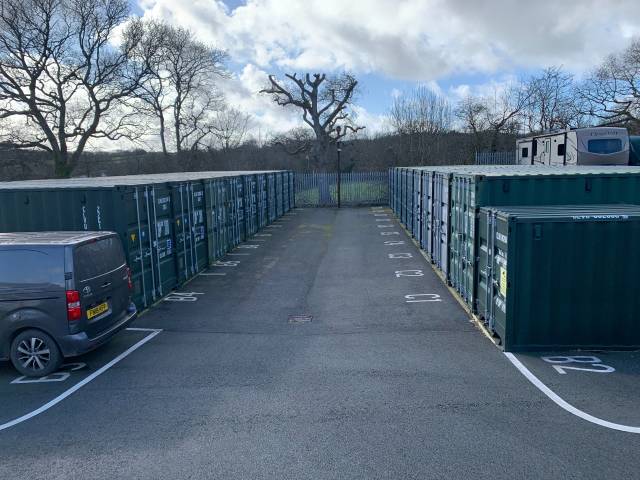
289,314,313,324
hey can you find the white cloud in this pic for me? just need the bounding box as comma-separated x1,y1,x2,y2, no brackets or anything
133,0,640,139
351,105,389,136
138,0,640,80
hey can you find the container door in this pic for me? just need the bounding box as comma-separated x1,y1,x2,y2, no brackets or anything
449,177,459,291
128,188,155,308
413,172,421,239
276,173,284,217
425,172,433,258
217,179,228,257
171,183,196,283
236,177,246,242
149,185,177,297
489,215,509,339
190,182,208,272
204,180,218,263
441,175,450,278
268,174,276,222
463,177,475,308
475,209,492,321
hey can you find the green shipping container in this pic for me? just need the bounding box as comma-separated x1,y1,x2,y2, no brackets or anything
0,170,292,311
478,204,640,351
447,166,640,310
0,178,177,309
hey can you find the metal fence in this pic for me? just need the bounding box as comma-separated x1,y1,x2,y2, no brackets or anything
475,151,517,165
295,172,388,207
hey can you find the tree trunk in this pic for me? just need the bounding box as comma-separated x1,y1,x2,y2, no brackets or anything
312,135,334,205
159,114,168,155
53,151,74,178
175,120,182,153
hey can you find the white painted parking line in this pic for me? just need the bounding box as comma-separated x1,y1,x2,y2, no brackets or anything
200,273,227,276
0,328,162,432
505,352,640,434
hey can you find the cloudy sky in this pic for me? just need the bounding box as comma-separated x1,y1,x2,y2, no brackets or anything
132,0,640,138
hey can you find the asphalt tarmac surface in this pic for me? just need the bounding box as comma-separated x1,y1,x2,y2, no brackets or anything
1,207,639,479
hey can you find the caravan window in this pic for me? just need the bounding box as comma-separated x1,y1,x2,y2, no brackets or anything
521,147,528,158
557,144,565,156
588,138,622,154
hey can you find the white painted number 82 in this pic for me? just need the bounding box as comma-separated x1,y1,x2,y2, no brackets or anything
541,356,615,375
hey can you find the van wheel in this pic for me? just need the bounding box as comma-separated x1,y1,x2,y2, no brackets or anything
10,330,62,378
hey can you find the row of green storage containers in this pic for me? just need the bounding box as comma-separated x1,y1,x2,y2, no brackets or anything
0,170,295,311
390,165,640,351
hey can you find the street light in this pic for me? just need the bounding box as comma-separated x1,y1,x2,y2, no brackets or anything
336,126,342,208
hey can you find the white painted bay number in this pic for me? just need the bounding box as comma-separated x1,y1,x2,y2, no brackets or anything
163,292,204,302
541,356,615,375
405,294,441,303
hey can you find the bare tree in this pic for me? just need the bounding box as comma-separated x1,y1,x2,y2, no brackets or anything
389,86,452,163
578,38,640,132
181,89,225,152
209,106,251,151
456,83,529,152
135,21,228,154
260,72,364,170
0,0,156,177
269,126,314,156
389,86,452,136
524,66,583,133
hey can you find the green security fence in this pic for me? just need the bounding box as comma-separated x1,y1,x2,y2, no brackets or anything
295,172,388,207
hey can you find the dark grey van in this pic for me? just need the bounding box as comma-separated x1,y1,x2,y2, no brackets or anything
0,232,137,377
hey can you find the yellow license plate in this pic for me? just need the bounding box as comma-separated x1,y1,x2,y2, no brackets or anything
87,302,109,319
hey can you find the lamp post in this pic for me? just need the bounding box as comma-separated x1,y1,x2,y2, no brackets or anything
336,126,342,208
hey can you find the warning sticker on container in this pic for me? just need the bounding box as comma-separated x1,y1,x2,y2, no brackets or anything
499,267,507,297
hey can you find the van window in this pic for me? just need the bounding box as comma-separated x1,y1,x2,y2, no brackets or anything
521,147,528,158
74,237,126,280
588,138,622,154
0,249,64,286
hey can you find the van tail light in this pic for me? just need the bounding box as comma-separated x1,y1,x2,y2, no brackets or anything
66,290,82,322
126,267,133,290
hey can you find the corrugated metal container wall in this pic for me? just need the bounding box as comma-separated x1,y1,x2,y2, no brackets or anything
478,205,640,351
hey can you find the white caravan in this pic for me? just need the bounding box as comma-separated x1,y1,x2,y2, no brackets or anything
516,127,629,166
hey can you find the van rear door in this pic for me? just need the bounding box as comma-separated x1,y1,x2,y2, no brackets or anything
73,236,129,338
